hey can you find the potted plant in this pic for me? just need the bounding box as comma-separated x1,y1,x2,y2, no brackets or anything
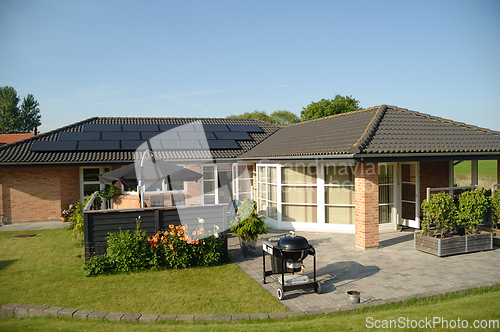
60,209,71,222
230,199,268,258
98,185,121,209
416,190,493,257
489,190,500,246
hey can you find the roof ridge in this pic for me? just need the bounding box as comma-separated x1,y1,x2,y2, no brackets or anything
393,108,500,136
0,117,98,151
282,107,376,128
347,105,388,154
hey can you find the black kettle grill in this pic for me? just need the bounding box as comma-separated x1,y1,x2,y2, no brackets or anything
262,231,321,300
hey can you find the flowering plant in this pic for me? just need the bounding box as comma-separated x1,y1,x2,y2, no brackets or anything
61,209,71,217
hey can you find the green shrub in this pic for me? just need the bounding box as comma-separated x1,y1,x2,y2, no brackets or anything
421,192,456,237
82,254,114,277
490,190,500,229
229,199,268,242
457,190,490,235
106,228,154,272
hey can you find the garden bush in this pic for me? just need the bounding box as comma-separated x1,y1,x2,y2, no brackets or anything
421,192,456,236
82,218,225,276
457,189,490,235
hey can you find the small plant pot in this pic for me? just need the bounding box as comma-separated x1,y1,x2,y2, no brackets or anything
61,217,68,223
347,290,360,305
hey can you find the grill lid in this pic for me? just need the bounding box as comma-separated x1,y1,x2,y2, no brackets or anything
277,232,310,251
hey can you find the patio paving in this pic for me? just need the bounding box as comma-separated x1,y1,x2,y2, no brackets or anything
227,229,500,312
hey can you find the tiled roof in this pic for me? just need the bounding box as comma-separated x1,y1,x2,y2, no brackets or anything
0,117,280,165
239,105,500,158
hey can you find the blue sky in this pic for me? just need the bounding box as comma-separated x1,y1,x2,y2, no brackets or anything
1,0,499,133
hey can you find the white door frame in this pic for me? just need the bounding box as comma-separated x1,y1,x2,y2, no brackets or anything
398,162,420,228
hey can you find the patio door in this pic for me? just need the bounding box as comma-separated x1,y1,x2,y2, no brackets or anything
399,162,420,228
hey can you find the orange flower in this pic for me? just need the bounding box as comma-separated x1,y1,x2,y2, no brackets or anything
169,225,174,229
192,231,196,236
147,238,152,243
194,240,199,245
154,233,159,239
176,225,182,230
169,244,174,250
163,231,169,236
170,231,175,236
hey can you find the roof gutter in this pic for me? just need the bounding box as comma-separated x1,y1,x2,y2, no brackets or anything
238,154,356,161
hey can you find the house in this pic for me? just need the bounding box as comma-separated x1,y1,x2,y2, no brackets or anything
1,105,499,249
0,133,40,146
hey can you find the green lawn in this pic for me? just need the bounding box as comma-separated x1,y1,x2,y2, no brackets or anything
1,286,499,331
0,228,285,315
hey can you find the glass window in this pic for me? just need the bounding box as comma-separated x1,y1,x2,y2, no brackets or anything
324,165,355,224
281,166,317,184
202,165,216,204
282,205,317,223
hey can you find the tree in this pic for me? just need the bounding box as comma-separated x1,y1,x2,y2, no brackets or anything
269,110,300,126
300,94,360,121
19,94,41,132
227,110,300,126
0,86,41,133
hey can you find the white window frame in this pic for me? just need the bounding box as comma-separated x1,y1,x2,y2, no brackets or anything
323,164,356,225
378,163,397,230
79,166,111,208
201,164,218,205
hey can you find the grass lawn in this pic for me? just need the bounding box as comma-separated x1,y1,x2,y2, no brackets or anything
1,286,499,331
0,228,285,315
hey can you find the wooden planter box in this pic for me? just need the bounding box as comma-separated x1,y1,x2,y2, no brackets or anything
494,234,500,247
414,232,493,257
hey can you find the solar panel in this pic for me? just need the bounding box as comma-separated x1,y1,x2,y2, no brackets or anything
102,132,141,140
199,124,229,132
83,124,122,132
213,131,253,140
77,141,121,151
122,124,160,132
144,131,180,140
207,140,241,149
161,139,202,150
178,131,216,140
159,124,196,132
121,140,147,150
31,141,78,151
227,125,263,132
59,132,101,141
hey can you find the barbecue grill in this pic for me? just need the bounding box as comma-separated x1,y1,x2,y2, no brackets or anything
262,231,321,300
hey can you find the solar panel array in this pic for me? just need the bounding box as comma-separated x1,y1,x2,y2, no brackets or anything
30,123,263,152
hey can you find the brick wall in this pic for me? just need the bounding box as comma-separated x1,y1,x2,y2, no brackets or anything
185,164,202,205
0,166,80,222
419,161,450,207
354,163,379,249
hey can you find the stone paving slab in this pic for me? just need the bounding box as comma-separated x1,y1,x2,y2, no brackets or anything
73,310,93,320
122,313,141,322
105,312,125,322
58,308,78,318
42,306,63,317
228,230,500,313
14,304,33,318
139,314,160,322
87,311,108,320
29,305,50,317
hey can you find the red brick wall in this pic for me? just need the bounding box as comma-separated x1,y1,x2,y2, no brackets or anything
355,163,379,249
419,161,450,208
185,164,201,205
0,166,80,222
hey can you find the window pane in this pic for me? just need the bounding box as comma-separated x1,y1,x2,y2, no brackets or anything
203,167,214,180
402,201,415,220
269,202,278,219
379,185,393,204
204,195,215,204
268,184,277,202
83,168,100,182
325,166,353,184
257,199,267,216
203,181,215,195
84,183,100,196
379,205,393,224
379,164,393,185
169,181,184,191
258,183,267,199
238,165,253,178
282,205,317,223
325,206,354,224
325,186,354,205
401,164,416,182
269,167,277,184
258,166,266,182
282,186,317,204
402,183,415,202
281,166,317,184
238,178,252,192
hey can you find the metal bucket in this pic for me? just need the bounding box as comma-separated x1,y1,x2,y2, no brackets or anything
347,290,360,305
